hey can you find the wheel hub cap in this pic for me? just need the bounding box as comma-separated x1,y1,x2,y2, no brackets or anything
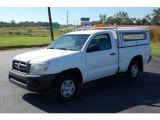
131,64,139,77
61,79,75,98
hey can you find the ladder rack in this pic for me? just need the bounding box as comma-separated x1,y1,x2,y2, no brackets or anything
79,26,149,31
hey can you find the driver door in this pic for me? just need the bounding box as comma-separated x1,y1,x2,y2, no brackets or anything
85,33,118,81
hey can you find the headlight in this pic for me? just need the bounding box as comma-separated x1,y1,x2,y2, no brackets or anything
29,62,49,74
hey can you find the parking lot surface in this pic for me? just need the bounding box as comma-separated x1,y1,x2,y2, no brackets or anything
0,47,160,113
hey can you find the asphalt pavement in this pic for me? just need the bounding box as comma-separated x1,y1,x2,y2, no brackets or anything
0,47,160,113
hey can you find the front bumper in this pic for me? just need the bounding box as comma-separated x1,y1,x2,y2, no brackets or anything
9,69,57,92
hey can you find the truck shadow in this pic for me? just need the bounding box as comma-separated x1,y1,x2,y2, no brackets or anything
22,72,160,113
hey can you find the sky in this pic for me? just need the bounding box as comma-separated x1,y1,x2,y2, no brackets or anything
0,7,158,25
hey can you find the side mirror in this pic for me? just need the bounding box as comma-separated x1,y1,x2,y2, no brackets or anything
87,44,100,53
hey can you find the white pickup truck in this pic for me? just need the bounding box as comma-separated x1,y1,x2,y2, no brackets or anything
9,27,151,101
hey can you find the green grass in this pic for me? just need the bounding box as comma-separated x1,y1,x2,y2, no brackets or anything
0,36,53,48
0,27,73,37
0,27,74,49
151,42,160,57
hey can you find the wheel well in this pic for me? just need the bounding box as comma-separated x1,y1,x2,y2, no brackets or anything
56,68,83,85
130,55,143,72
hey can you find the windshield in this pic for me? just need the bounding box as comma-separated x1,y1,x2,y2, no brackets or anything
49,34,90,51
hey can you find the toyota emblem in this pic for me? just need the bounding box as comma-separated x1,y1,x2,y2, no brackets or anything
17,63,21,69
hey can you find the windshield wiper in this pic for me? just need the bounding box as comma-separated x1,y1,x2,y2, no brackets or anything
47,47,54,49
48,47,72,51
57,48,68,50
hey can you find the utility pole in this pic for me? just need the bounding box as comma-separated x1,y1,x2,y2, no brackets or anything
67,11,69,30
48,7,54,41
74,20,75,31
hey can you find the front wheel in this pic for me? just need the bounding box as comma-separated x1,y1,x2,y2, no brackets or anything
53,73,78,102
126,60,140,80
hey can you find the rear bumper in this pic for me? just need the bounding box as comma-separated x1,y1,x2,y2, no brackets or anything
9,69,57,92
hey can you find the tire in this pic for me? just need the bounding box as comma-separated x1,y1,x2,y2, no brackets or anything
53,73,78,102
126,60,140,80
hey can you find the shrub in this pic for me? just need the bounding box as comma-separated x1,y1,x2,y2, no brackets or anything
15,31,22,35
8,31,13,35
149,26,160,42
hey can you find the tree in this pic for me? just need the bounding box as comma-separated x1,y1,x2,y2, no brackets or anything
141,18,148,25
99,14,103,24
145,14,151,25
107,16,115,25
114,11,129,25
10,20,16,27
129,18,137,25
136,18,143,25
151,8,160,25
99,14,107,24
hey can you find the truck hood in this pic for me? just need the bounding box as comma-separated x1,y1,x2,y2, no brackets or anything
14,48,79,62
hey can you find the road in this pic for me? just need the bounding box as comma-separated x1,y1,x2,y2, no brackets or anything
0,47,160,113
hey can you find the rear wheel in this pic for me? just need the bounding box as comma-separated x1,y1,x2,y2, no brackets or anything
127,60,140,80
53,73,78,102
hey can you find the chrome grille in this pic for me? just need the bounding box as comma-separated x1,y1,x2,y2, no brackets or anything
13,60,28,73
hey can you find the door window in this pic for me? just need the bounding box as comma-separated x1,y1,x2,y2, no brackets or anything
87,34,111,52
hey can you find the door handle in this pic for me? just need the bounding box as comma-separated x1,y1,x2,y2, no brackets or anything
110,53,116,55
